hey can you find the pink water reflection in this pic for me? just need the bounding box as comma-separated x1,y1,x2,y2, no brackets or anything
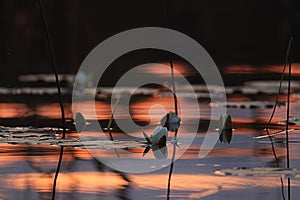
224,63,300,75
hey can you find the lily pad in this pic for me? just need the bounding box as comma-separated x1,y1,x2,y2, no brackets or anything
215,167,300,178
210,101,284,109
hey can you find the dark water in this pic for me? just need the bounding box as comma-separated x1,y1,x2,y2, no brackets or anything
1,63,300,200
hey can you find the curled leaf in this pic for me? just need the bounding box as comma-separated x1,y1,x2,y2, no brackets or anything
160,112,180,131
150,126,168,145
218,114,232,143
143,131,152,144
142,146,151,157
75,112,87,133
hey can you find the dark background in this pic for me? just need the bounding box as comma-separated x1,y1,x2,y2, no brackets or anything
0,0,300,81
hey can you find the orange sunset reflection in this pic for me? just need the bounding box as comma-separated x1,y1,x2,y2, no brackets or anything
224,63,300,75
0,103,31,118
35,103,73,119
1,172,128,193
138,61,196,77
72,101,112,120
130,97,177,123
132,173,300,199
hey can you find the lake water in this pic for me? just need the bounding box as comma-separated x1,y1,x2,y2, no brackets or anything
1,63,300,200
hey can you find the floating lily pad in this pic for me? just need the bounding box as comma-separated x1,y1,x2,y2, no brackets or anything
0,126,67,133
54,140,147,149
215,167,300,178
278,116,300,125
210,101,284,109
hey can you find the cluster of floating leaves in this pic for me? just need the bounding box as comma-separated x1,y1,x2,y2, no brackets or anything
0,126,72,145
0,126,147,149
215,167,300,178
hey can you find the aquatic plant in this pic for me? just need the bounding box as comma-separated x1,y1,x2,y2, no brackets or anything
142,126,169,160
37,1,67,199
218,114,232,144
143,126,168,146
160,111,180,131
74,112,87,133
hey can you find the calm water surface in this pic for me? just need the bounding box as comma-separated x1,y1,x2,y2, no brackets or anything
1,64,300,199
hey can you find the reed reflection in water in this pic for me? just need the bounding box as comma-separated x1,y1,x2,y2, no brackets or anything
2,62,300,199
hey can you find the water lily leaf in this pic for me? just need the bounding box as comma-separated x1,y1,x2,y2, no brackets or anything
210,101,284,109
215,167,300,178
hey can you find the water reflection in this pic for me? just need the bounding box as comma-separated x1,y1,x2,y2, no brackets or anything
2,66,300,199
0,144,131,199
0,103,32,118
1,94,300,199
131,173,300,199
224,63,300,75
